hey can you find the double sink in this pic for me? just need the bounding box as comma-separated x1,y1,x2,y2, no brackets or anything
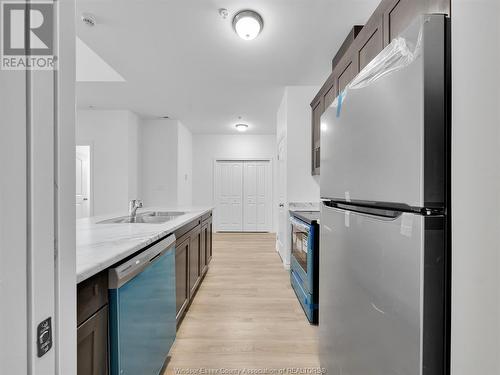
97,211,185,224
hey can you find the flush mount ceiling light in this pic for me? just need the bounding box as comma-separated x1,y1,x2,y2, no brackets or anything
235,123,249,132
232,10,263,41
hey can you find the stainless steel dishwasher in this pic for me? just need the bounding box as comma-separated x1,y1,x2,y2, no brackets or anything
108,234,176,375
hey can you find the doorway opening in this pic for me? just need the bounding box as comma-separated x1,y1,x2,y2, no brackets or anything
76,145,92,218
214,160,273,232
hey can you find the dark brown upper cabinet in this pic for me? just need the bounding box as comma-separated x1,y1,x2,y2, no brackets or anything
332,25,363,70
383,0,449,45
311,98,324,176
357,18,384,71
336,57,357,95
310,0,450,176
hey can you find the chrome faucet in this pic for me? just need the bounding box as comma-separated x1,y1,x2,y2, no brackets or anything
128,199,143,218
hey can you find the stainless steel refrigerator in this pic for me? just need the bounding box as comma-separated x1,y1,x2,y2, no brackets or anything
319,15,450,375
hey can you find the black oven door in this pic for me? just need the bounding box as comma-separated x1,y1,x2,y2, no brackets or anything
290,217,310,275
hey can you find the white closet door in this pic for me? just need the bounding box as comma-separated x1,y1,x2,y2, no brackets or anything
243,163,258,231
244,161,272,232
215,162,243,231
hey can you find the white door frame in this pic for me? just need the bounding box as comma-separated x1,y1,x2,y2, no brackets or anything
76,141,95,217
0,0,76,374
213,158,274,233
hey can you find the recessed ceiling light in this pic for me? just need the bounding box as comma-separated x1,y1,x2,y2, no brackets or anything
235,123,249,132
232,10,263,41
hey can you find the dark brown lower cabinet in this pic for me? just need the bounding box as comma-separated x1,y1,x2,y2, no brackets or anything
175,237,190,318
189,226,202,297
77,306,108,375
200,222,208,275
174,211,213,326
206,217,213,263
77,271,109,375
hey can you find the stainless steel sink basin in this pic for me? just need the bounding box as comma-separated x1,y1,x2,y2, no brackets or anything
144,211,184,218
97,211,185,224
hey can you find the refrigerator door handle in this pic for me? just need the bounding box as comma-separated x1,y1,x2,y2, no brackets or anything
322,200,404,221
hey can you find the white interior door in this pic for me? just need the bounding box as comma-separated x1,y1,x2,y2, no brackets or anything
75,145,90,218
215,161,243,231
243,161,272,232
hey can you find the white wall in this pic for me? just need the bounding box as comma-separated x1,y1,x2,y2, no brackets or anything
284,86,320,202
192,134,278,231
141,119,178,207
177,122,193,206
275,86,320,267
140,119,193,208
451,1,500,374
76,110,142,216
127,111,141,199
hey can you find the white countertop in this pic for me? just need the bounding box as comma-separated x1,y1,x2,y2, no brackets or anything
288,202,320,212
76,206,213,283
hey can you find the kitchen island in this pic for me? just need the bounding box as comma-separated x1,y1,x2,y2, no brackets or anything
76,207,213,375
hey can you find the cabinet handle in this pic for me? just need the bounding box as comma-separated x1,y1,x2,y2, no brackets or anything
314,147,321,169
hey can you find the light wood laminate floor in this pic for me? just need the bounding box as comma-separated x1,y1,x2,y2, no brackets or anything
164,233,319,373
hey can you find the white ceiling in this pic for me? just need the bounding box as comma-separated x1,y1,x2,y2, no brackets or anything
76,0,379,134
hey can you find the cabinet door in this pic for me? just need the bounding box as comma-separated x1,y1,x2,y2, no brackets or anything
175,237,190,317
357,19,384,71
383,0,450,46
189,226,202,297
383,0,421,45
207,218,213,263
311,99,323,176
77,272,108,326
200,222,208,274
323,82,336,110
77,306,108,375
337,58,356,94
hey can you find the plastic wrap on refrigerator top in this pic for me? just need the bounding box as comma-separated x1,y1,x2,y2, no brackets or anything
332,17,426,116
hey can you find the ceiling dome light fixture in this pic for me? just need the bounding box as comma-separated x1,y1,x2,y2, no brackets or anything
232,10,263,41
235,123,249,132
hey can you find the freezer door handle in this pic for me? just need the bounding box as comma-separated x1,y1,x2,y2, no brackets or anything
322,200,403,220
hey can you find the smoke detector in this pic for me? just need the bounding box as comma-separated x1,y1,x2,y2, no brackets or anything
81,13,96,27
219,8,229,19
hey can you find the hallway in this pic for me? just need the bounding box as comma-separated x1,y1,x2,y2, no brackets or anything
165,233,320,373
